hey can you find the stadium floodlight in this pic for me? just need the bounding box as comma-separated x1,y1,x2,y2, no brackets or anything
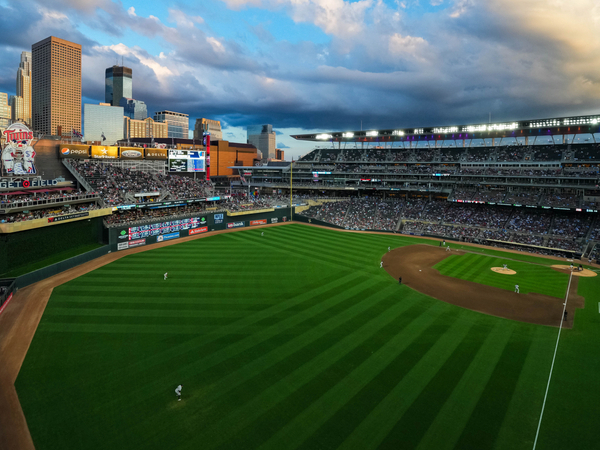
342,132,354,138
316,134,333,140
433,126,459,134
366,130,378,137
392,130,405,136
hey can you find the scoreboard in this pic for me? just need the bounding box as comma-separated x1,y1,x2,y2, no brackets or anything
168,150,205,172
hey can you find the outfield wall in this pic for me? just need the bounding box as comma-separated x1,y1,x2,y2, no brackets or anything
108,208,294,248
0,217,106,276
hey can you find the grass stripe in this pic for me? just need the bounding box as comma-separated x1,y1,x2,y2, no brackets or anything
413,319,515,450
453,326,535,450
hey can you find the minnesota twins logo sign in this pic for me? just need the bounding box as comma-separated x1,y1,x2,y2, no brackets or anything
1,123,36,175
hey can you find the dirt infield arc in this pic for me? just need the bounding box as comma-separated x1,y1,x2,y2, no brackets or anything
382,244,584,328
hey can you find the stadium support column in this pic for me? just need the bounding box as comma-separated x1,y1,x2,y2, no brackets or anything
290,159,293,221
204,129,210,181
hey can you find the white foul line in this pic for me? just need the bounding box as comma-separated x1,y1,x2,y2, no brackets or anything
532,270,573,450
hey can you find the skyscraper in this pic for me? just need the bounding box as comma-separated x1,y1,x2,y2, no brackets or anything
119,97,147,120
247,124,276,160
32,36,82,136
84,103,124,144
0,92,11,129
194,118,222,141
105,66,132,106
15,51,32,125
154,111,189,139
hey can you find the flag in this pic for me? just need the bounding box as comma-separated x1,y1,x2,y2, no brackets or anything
72,129,82,138
101,132,106,142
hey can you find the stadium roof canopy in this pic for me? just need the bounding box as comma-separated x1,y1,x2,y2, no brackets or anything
291,113,600,143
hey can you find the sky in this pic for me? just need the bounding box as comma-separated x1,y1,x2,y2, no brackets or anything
0,0,599,159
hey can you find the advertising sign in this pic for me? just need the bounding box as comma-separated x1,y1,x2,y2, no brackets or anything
117,242,129,251
60,144,90,158
119,147,144,160
227,221,245,229
48,212,89,223
157,231,180,242
145,148,168,160
129,238,146,248
271,218,278,224
250,219,267,226
189,226,208,235
91,146,119,159
214,213,224,224
1,123,36,175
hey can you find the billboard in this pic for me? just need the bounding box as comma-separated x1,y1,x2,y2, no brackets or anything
227,221,245,228
189,226,208,235
250,219,267,226
119,147,144,160
145,148,168,160
157,231,180,242
59,144,90,158
91,146,119,159
1,123,36,175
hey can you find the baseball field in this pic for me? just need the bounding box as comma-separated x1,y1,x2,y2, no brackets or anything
10,224,600,449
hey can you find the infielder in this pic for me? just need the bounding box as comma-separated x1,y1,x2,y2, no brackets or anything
445,245,451,252
175,384,182,401
388,246,390,252
515,284,519,293
261,232,264,236
503,264,508,270
380,261,383,268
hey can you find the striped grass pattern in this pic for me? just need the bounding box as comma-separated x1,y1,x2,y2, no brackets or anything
15,225,600,450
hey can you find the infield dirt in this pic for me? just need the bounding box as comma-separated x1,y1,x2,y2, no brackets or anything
382,244,583,329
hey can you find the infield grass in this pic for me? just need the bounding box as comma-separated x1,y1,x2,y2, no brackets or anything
434,253,569,297
15,224,600,450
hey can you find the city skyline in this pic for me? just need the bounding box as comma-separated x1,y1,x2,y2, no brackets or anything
0,0,599,158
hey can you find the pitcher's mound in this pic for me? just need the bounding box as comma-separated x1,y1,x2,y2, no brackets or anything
491,267,516,275
551,265,597,277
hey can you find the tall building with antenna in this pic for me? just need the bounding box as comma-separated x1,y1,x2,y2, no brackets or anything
105,64,132,106
14,51,32,125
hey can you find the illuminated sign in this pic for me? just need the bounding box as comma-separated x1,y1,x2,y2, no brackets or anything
91,146,118,159
168,149,205,172
120,147,143,159
145,149,168,160
60,144,90,158
1,123,36,175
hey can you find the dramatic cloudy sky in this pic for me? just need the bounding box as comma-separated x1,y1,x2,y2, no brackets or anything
1,0,599,158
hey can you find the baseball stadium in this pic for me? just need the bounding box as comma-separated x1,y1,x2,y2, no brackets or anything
1,114,600,450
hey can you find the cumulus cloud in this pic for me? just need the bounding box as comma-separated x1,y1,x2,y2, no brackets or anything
1,0,600,159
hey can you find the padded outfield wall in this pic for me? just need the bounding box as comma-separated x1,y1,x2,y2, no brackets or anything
0,217,105,276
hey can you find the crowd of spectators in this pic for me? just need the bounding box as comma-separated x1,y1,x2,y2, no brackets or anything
0,190,90,206
300,143,600,164
0,203,100,223
299,198,592,252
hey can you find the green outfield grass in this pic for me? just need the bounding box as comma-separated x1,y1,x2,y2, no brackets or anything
15,224,600,450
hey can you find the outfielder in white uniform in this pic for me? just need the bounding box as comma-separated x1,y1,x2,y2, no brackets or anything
164,272,168,280
175,384,182,401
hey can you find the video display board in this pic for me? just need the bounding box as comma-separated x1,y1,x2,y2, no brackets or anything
127,216,207,240
168,150,205,172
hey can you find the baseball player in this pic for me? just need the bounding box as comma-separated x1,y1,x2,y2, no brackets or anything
515,284,519,293
445,245,450,252
175,384,182,401
380,261,383,268
388,246,390,252
261,232,264,236
570,263,573,271
164,272,168,280
503,264,508,270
